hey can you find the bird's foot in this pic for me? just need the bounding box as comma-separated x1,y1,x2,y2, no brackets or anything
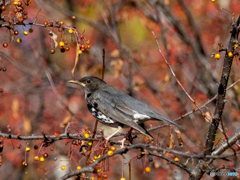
118,138,126,149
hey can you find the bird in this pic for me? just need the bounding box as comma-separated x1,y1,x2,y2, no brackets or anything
69,76,181,147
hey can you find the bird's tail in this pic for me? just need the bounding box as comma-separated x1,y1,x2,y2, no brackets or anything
154,114,181,129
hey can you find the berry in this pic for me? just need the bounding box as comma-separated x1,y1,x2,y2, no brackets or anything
18,17,23,24
48,22,53,27
120,178,126,180
1,5,6,11
9,19,14,24
61,165,66,170
26,147,30,152
97,168,101,173
65,46,70,51
34,156,39,161
228,52,233,57
88,142,93,146
94,155,98,160
23,31,28,35
86,40,90,45
60,48,65,53
84,133,89,138
34,145,38,149
28,28,33,33
50,49,55,54
40,157,44,162
14,8,18,13
103,174,108,179
59,41,64,47
234,44,238,48
43,153,48,158
71,16,76,20
214,53,220,60
174,157,179,162
145,167,151,173
3,42,8,48
23,162,28,167
50,147,54,151
17,144,21,149
211,0,215,2
18,1,22,6
10,25,14,29
80,35,84,39
68,29,73,34
78,50,82,54
81,44,85,49
23,11,27,15
76,166,81,170
87,45,91,49
14,30,19,35
59,21,63,25
17,38,22,43
13,1,18,6
107,150,113,156
2,67,6,72
81,48,85,52
44,21,48,26
110,146,116,151
23,15,28,20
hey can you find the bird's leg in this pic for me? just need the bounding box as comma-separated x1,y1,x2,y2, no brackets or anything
105,126,122,145
118,138,126,149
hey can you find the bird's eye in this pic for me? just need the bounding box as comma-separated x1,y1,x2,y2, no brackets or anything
86,80,91,84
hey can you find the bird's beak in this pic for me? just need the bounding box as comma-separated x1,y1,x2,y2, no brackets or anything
68,80,86,86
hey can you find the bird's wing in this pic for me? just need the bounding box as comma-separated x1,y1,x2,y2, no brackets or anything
93,90,153,139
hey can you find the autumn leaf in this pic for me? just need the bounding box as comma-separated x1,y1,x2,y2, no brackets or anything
12,99,19,119
169,134,174,149
23,116,32,135
175,130,183,147
49,31,58,48
60,114,73,127
205,112,212,123
71,43,80,76
110,59,123,78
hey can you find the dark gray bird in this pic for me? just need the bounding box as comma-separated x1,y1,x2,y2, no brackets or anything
69,76,180,145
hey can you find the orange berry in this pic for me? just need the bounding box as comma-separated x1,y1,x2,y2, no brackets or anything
108,150,113,156
59,21,63,25
3,42,8,48
78,50,82,54
59,41,64,47
40,157,44,162
214,53,220,60
86,40,90,45
71,16,76,20
110,146,116,151
174,157,179,162
145,167,151,173
120,178,126,180
94,155,98,160
50,49,55,54
90,177,94,180
26,147,30,152
77,166,81,170
234,44,238,48
97,168,101,173
34,156,39,161
228,52,233,57
61,165,66,170
84,133,89,138
103,174,108,178
17,38,22,43
68,29,73,34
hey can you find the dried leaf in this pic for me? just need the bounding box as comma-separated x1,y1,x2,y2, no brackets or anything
49,31,58,48
110,59,123,78
110,49,119,57
71,43,80,75
205,112,212,123
15,12,23,19
12,99,19,119
169,134,174,149
175,130,183,147
23,116,32,135
60,114,73,127
164,74,170,82
9,29,15,42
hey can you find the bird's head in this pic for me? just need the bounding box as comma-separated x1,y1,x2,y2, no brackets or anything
68,76,106,94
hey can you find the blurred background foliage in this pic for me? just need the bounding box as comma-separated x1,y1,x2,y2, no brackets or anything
0,0,240,179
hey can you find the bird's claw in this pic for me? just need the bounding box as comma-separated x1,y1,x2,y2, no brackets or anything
118,138,126,149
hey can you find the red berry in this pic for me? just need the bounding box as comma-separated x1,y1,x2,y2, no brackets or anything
18,1,22,6
44,21,48,26
65,46,70,51
18,18,23,24
34,145,38,149
23,15,28,20
17,144,21,149
71,16,76,20
50,147,54,151
14,8,18,13
23,11,27,15
23,162,28,167
14,30,19,35
3,42,8,48
43,153,48,158
50,49,55,54
60,48,65,53
1,5,6,11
